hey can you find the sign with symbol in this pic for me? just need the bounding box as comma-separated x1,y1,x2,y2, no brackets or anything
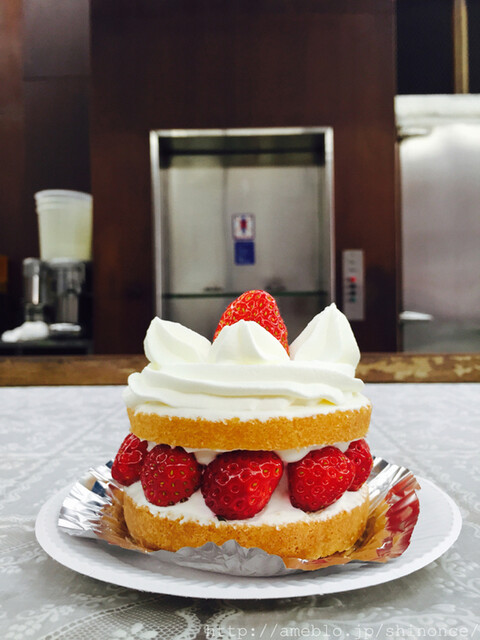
232,214,256,265
232,214,255,240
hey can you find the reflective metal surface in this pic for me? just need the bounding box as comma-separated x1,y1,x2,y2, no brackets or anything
150,127,334,340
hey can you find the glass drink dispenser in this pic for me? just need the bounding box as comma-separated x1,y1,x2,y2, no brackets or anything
150,127,334,342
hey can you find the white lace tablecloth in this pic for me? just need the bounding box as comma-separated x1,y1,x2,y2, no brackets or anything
0,383,479,639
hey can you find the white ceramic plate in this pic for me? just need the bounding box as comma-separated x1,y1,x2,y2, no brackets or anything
35,477,461,600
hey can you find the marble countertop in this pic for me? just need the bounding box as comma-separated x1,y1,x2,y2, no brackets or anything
0,382,479,639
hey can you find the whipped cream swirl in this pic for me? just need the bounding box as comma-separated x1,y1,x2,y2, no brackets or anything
123,304,367,417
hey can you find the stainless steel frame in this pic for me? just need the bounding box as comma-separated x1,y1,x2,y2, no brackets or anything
150,126,335,322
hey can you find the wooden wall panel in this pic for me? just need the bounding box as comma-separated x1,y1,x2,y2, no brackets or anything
0,0,28,331
0,0,90,332
24,78,91,196
91,0,398,354
23,0,90,78
90,130,153,349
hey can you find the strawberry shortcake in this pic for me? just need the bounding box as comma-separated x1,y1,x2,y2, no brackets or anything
112,291,373,560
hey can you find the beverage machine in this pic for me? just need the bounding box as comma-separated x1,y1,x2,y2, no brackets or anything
20,189,93,341
150,127,335,342
22,258,92,338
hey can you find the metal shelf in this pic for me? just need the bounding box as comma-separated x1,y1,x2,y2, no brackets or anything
163,290,328,300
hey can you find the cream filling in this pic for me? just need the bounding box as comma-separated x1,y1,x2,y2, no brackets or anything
183,441,351,465
124,473,368,528
126,392,371,424
145,441,352,464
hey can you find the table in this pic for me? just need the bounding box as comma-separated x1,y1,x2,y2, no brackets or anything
0,383,478,639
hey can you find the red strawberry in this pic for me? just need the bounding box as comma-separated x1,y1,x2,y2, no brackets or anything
111,434,148,486
141,444,202,506
345,439,373,491
288,446,355,512
201,450,283,520
213,290,289,353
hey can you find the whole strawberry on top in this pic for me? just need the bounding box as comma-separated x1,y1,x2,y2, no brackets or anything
213,290,289,353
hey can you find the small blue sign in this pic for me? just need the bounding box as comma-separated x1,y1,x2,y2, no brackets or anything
234,240,255,265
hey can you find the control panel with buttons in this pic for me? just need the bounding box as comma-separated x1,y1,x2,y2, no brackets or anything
342,249,365,321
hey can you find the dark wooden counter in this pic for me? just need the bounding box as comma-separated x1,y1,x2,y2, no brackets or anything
358,353,480,383
0,353,478,386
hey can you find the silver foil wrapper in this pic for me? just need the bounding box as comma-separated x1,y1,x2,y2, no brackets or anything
58,457,420,577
